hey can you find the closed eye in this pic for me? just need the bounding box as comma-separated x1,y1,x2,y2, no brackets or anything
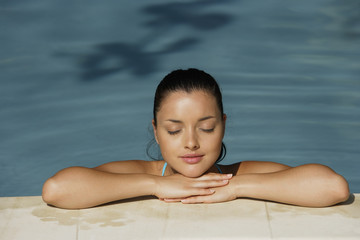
201,128,215,133
168,130,181,135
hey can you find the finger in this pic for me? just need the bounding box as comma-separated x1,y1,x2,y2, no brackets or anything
197,173,232,181
181,195,213,204
164,188,216,202
163,198,183,202
188,188,216,196
192,179,229,188
160,188,215,201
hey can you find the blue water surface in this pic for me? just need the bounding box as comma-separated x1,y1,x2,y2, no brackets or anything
1,0,359,196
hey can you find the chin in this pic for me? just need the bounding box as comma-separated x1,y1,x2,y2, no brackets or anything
180,168,206,178
183,173,202,178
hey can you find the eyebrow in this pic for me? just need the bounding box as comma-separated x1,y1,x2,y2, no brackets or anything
166,116,216,123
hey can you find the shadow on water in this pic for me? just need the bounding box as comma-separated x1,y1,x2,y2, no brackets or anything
341,0,360,39
79,38,200,80
54,0,234,81
141,0,234,30
331,0,360,39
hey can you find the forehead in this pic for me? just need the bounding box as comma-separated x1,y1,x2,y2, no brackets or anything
157,90,220,118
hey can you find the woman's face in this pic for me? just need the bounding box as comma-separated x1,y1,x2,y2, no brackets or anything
153,90,226,177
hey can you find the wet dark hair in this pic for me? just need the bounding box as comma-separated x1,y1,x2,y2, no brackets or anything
147,68,226,163
153,68,224,126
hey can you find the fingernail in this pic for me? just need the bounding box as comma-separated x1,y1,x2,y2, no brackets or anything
222,179,229,183
227,174,233,178
210,189,215,193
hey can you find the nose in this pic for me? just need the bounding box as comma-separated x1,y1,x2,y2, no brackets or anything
184,129,200,150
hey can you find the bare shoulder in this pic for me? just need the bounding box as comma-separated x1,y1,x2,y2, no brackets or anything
219,161,291,175
94,160,165,175
236,161,291,174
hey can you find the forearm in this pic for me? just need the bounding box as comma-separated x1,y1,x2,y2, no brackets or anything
233,164,350,207
42,167,156,209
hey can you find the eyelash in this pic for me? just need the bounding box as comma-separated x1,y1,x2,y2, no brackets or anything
201,128,215,133
168,130,181,135
167,128,214,135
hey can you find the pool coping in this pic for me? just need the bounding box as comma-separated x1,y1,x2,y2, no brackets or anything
0,194,359,239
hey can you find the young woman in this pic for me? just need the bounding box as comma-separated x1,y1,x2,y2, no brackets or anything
42,68,350,209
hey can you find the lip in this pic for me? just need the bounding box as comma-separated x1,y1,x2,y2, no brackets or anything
180,154,204,164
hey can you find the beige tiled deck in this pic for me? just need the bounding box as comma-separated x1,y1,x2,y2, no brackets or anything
0,195,359,240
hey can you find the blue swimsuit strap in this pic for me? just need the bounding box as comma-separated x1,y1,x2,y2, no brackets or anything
161,162,222,176
162,162,167,176
215,163,223,174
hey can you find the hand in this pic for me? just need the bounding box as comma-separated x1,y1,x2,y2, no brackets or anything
163,176,239,204
154,173,233,201
180,180,237,204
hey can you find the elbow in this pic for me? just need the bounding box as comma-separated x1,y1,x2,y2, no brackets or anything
42,167,92,209
42,177,61,206
42,167,80,207
306,164,350,206
330,174,350,204
316,164,350,205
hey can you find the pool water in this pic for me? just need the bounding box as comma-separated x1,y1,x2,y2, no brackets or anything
1,0,359,196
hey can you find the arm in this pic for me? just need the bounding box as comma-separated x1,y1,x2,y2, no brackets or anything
181,163,349,207
232,163,350,207
42,167,156,209
42,163,232,209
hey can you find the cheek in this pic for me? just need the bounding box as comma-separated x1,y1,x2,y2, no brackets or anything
157,133,178,155
198,133,217,146
208,133,224,154
212,138,223,154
